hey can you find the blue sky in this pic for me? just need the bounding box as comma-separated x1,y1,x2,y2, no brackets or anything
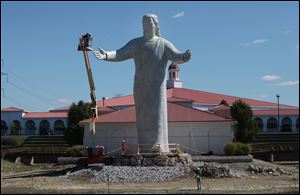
1,1,299,112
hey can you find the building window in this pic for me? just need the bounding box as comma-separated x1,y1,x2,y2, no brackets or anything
25,120,36,135
267,117,277,131
254,117,264,131
281,117,292,132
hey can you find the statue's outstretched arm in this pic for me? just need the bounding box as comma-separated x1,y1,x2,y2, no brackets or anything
94,39,136,62
165,40,192,64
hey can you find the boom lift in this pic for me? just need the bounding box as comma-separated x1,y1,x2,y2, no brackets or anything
77,33,114,166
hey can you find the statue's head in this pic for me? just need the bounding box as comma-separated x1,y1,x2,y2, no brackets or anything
143,14,160,39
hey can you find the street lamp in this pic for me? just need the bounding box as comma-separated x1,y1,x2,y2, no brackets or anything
276,94,280,131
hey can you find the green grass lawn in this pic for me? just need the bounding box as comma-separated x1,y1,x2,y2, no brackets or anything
1,135,28,147
1,159,37,174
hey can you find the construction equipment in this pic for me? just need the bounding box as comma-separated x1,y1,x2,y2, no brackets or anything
76,33,115,166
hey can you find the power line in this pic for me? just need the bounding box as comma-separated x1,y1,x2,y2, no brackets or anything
3,95,43,111
5,68,62,100
6,80,62,107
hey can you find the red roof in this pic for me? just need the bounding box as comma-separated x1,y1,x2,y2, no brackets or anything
208,105,232,118
23,112,68,119
253,109,299,116
96,95,135,108
81,102,233,123
1,107,24,112
51,87,298,112
169,88,297,108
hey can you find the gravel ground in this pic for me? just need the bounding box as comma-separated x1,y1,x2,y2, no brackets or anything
58,164,192,183
57,159,297,184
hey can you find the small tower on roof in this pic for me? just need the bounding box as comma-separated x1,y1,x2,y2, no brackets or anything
167,63,182,89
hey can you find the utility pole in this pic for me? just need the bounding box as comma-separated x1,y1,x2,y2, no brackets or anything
1,58,8,97
276,94,280,131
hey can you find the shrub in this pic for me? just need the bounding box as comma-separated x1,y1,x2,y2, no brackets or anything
223,143,237,155
65,145,84,157
224,142,252,156
235,142,244,155
240,143,252,155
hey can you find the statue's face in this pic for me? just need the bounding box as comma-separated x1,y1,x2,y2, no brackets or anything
143,16,155,39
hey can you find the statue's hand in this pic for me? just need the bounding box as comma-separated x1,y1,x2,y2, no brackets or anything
183,49,192,62
93,48,107,60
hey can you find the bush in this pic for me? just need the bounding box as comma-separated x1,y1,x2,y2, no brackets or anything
235,142,244,155
223,143,237,155
240,143,252,155
65,145,84,157
224,142,252,156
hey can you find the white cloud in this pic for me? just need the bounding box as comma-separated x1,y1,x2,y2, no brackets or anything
58,98,72,103
253,39,268,44
172,11,184,19
284,30,291,34
241,42,251,47
260,94,268,98
261,75,281,81
276,80,299,86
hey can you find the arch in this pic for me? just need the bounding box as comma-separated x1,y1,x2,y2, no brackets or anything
110,130,126,151
25,120,36,135
296,118,299,131
267,117,277,131
54,120,65,135
254,117,264,130
281,117,292,132
11,120,22,135
39,120,50,135
1,120,8,136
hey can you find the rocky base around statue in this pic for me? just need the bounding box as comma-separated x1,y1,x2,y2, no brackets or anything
112,153,193,167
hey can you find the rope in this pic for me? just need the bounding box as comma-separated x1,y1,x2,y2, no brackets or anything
180,144,204,154
105,147,123,155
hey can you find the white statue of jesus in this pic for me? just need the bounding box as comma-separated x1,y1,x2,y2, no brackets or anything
94,14,191,153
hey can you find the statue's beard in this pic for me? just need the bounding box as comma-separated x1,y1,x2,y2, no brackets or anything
143,25,155,39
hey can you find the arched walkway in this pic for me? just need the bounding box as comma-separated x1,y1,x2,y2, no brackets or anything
267,117,278,132
281,117,292,132
25,120,36,135
1,120,8,136
11,120,22,135
254,117,264,131
54,120,65,135
39,120,50,135
110,130,126,151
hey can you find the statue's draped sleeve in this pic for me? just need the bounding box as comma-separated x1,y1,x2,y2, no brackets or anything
105,39,137,62
164,39,186,64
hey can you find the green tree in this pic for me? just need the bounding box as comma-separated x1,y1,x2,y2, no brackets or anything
230,99,260,143
64,100,92,145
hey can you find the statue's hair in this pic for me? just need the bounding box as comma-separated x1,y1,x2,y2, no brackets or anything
143,14,161,37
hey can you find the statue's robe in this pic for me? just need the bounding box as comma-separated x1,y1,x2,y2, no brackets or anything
105,36,186,153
